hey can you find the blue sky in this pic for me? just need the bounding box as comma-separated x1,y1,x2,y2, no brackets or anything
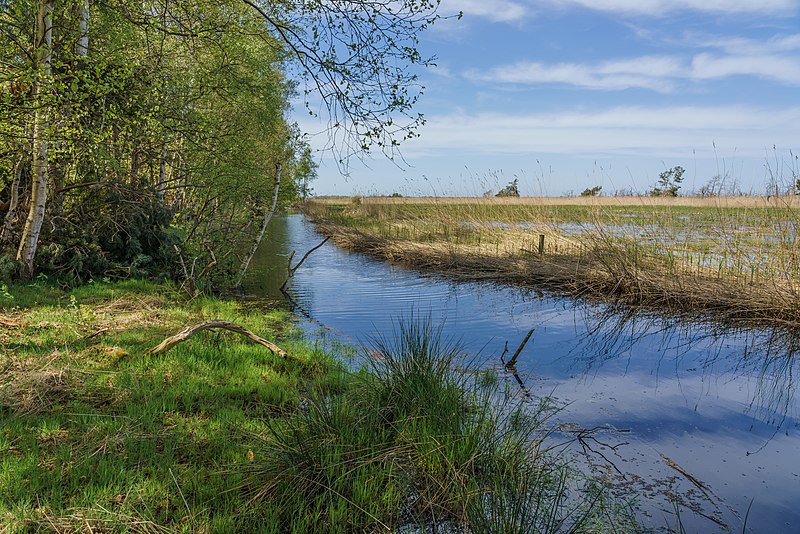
298,0,800,197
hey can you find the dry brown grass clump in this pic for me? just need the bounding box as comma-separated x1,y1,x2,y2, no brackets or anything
0,355,76,415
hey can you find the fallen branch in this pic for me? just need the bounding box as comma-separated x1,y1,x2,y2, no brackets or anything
147,320,292,360
84,327,109,339
661,454,715,502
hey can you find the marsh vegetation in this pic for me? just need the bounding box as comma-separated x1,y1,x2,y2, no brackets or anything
252,213,800,532
305,195,800,327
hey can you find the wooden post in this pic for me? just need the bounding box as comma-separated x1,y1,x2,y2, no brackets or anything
538,234,545,255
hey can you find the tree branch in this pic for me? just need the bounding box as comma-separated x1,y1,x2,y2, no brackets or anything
147,320,294,360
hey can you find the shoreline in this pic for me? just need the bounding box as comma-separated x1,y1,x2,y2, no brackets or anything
306,205,800,330
1,279,636,532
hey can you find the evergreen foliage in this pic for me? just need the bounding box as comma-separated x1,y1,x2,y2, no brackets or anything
650,166,685,197
581,185,603,197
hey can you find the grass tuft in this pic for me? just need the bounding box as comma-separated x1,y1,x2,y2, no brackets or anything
238,316,633,532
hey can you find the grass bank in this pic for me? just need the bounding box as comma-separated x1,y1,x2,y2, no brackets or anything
305,196,800,328
1,280,634,532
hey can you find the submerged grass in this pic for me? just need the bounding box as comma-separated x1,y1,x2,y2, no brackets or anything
305,196,800,328
1,280,634,532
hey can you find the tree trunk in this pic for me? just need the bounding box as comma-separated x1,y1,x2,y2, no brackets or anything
235,162,282,288
1,153,25,244
17,0,53,278
157,148,167,201
77,0,89,57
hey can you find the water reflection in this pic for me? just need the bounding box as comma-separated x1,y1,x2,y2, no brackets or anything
245,214,800,533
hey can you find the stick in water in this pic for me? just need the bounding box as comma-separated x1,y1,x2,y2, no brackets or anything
505,328,535,369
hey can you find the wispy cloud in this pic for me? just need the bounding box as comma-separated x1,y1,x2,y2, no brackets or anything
690,33,800,55
467,56,683,91
468,32,800,90
541,0,799,16
435,1,798,27
691,53,800,84
403,106,800,157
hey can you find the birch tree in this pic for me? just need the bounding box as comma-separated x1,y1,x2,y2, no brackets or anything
16,0,53,277
0,0,440,283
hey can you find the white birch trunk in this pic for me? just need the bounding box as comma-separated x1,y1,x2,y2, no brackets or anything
157,148,167,201
77,0,89,57
235,162,282,288
17,0,53,278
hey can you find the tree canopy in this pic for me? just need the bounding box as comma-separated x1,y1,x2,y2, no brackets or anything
0,0,441,285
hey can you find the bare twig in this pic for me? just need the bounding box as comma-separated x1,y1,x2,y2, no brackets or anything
280,236,330,294
169,467,193,525
196,244,217,281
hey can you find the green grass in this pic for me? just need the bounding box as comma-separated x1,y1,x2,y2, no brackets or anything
1,280,635,532
237,318,637,532
1,279,342,531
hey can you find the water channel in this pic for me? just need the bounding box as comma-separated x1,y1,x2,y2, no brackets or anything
245,214,800,533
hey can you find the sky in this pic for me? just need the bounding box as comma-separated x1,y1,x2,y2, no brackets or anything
296,0,800,197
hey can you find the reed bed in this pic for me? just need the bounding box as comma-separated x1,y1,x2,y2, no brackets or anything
304,196,800,327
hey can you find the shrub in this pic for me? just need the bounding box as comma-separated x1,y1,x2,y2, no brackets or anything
650,166,685,197
36,183,180,283
581,185,603,197
496,179,520,198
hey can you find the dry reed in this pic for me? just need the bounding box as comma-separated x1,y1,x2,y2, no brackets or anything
304,197,800,328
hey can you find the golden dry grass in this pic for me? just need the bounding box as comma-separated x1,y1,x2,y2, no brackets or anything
313,195,800,209
305,197,800,328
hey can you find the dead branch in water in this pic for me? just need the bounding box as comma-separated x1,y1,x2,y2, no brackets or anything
280,236,330,294
505,328,535,369
147,320,293,360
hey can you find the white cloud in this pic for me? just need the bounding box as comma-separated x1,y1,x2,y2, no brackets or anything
468,56,683,91
402,106,800,157
439,0,530,23
435,1,798,27
691,53,800,84
428,64,455,78
698,34,800,55
469,34,800,90
543,0,799,16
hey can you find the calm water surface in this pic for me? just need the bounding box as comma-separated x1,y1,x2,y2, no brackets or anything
246,214,800,533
